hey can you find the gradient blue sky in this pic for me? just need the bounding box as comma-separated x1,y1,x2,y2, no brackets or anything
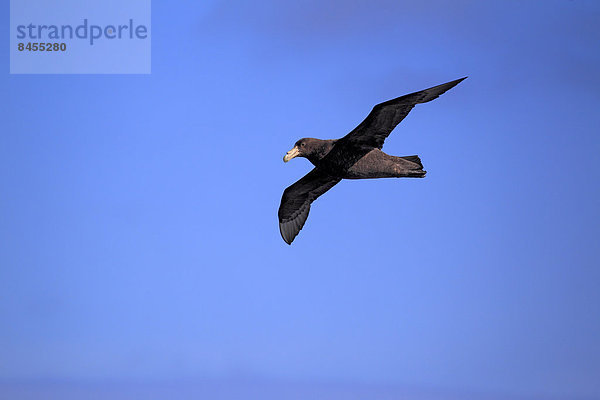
1,1,600,399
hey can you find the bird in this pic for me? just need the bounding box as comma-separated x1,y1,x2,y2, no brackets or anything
278,77,466,245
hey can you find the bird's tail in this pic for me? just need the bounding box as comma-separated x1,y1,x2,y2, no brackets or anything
400,155,423,169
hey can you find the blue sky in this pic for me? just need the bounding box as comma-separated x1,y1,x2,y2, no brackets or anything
1,1,599,399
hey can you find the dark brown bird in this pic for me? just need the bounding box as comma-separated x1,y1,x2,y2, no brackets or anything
279,77,466,244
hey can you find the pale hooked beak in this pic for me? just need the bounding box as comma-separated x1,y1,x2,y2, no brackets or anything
283,146,300,163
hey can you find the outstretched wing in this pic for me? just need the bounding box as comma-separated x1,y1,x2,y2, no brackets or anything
343,77,467,149
278,168,341,245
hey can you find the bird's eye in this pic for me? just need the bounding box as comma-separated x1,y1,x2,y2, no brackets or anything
301,143,305,147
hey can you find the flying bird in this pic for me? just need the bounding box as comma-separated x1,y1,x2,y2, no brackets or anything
278,77,466,244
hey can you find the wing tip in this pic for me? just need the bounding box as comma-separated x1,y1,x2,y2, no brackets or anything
445,76,468,88
279,221,296,245
419,76,468,103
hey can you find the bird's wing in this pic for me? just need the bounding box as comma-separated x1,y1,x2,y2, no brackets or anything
342,77,467,149
278,168,341,245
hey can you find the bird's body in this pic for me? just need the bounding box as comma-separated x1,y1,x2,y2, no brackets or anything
279,77,466,244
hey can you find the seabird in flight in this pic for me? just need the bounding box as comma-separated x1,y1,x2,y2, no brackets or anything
278,77,466,244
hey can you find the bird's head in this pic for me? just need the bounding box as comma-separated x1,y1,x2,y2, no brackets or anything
283,138,328,163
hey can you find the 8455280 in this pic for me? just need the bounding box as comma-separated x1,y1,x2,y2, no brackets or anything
18,42,67,51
